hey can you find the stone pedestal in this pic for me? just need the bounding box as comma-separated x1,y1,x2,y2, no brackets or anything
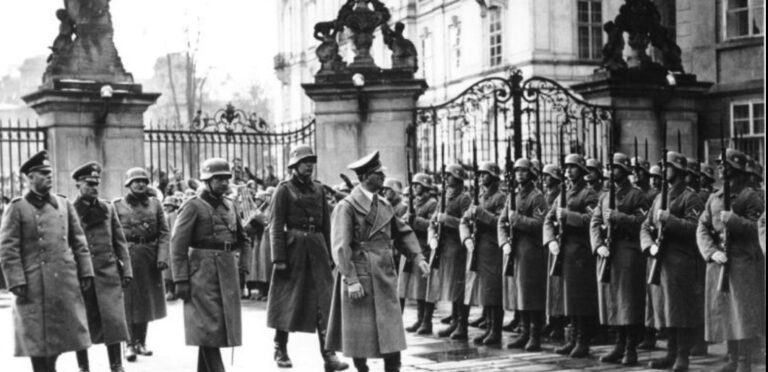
571,71,712,165
23,80,159,199
303,72,427,185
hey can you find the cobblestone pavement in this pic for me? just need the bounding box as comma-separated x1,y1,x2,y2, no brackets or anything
0,291,764,372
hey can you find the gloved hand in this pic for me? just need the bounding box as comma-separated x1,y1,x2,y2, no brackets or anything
348,282,365,300
548,241,560,255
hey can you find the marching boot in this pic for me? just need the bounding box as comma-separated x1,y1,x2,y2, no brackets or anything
569,317,592,358
135,322,153,356
439,304,455,325
506,311,530,349
417,302,435,335
75,350,89,372
273,331,292,368
352,358,369,372
198,347,225,372
622,325,640,366
548,316,565,342
437,302,459,337
525,312,544,351
673,327,693,372
736,339,752,372
125,342,137,362
555,319,577,355
717,340,739,372
319,327,349,371
649,328,677,369
31,356,57,372
691,325,708,356
440,315,453,324
399,298,405,314
405,300,425,332
502,310,520,332
638,326,657,350
468,307,487,328
383,353,401,372
107,343,125,372
600,327,626,363
450,305,470,340
472,309,492,344
482,306,503,345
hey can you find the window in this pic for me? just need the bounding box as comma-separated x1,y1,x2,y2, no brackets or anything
448,16,461,74
420,28,433,81
731,100,765,161
488,7,503,67
725,0,764,39
577,0,602,60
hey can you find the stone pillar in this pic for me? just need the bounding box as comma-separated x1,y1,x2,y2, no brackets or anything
571,73,712,165
23,81,159,199
303,73,427,185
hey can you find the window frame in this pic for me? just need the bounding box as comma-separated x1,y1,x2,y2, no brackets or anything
723,0,765,40
448,16,462,74
487,6,503,68
731,100,765,137
576,0,603,60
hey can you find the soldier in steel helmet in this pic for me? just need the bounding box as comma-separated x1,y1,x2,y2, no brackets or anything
0,150,94,372
460,161,507,345
543,153,600,358
112,166,170,361
700,163,716,196
649,165,663,195
639,163,663,351
381,179,407,218
697,148,765,372
426,164,472,340
266,145,348,372
498,158,549,351
399,173,437,334
640,151,705,371
540,163,567,341
162,196,182,301
585,158,604,194
70,162,133,372
590,153,651,366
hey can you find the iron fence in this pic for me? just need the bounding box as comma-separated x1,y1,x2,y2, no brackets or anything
0,118,47,199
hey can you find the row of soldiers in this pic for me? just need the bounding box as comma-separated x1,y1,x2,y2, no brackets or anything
389,149,764,372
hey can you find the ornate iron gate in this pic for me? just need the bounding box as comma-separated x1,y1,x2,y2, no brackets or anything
144,104,315,186
1,118,48,199
411,71,614,173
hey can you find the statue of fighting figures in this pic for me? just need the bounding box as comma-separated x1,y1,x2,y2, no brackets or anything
314,20,347,75
382,22,418,72
45,9,77,76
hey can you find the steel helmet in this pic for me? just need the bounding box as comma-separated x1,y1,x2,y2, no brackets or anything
686,157,700,176
564,154,588,173
411,173,433,188
748,161,763,181
288,144,317,168
631,156,650,171
513,158,533,172
700,163,715,182
444,163,467,180
383,179,403,193
665,151,688,171
542,164,563,182
478,161,501,179
586,158,602,172
530,159,542,178
649,164,662,178
124,167,150,187
612,153,632,173
717,148,749,173
200,158,232,181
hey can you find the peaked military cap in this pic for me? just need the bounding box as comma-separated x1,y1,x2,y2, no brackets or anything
72,161,102,182
348,151,384,175
20,150,52,175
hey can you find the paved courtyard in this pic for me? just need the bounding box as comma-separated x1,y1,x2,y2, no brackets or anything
0,292,764,372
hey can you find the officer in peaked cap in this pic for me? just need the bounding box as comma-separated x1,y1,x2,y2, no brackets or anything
262,145,347,371
591,152,650,366
426,164,472,340
1,150,95,372
639,150,705,371
71,161,133,372
698,147,765,371
399,172,438,336
112,166,170,362
327,151,428,372
170,158,250,372
543,152,600,358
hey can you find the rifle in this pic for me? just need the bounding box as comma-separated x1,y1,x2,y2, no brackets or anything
598,126,615,283
503,136,516,277
549,124,565,277
647,134,669,285
717,117,730,293
468,138,480,272
404,151,416,273
430,143,447,270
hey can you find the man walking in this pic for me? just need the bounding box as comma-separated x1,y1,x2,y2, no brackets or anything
71,162,133,372
326,151,429,372
267,145,348,371
171,158,251,372
113,167,170,361
0,150,94,372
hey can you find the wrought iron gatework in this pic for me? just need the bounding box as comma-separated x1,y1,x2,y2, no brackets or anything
0,118,47,199
144,107,315,188
411,71,615,173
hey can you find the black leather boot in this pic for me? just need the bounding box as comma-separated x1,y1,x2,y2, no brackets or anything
555,320,577,355
417,302,434,335
440,304,455,325
468,307,487,328
75,349,89,372
319,328,349,371
353,358,369,372
622,325,640,366
690,325,708,356
673,327,692,372
638,326,657,350
135,323,153,356
525,312,544,351
125,342,137,362
569,317,591,358
383,352,401,372
405,300,425,332
450,305,469,340
506,311,530,349
736,339,752,372
502,310,520,332
649,328,677,369
600,327,626,363
437,302,459,337
482,306,503,345
717,340,739,372
274,331,292,368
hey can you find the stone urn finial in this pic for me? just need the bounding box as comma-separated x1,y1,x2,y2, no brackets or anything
338,0,391,70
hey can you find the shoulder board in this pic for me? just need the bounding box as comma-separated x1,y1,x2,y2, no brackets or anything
10,196,22,204
56,193,67,199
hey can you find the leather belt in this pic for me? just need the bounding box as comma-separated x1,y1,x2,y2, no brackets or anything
194,241,236,251
127,236,156,245
288,223,320,233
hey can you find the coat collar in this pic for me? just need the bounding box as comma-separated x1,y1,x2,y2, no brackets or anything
347,186,393,239
74,196,108,227
200,189,228,210
125,191,149,207
25,190,58,209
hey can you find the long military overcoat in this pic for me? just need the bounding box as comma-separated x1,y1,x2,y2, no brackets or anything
543,185,564,317
697,187,765,342
75,197,133,345
171,190,249,347
161,209,177,284
639,183,704,328
542,180,599,317
267,177,334,333
498,182,548,311
398,195,436,300
0,192,94,356
326,186,425,358
639,186,661,329
426,187,471,303
245,207,272,284
459,185,506,307
589,181,649,326
113,194,170,324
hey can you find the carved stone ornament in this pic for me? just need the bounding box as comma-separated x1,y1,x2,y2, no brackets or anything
43,0,133,85
382,22,418,72
338,0,391,69
314,20,347,74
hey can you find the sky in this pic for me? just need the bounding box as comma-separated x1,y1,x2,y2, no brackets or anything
0,0,279,97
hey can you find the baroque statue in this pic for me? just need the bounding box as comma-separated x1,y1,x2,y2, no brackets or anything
382,22,418,72
314,20,346,74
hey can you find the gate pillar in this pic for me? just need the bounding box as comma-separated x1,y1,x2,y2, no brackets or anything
303,74,427,186
572,72,711,165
